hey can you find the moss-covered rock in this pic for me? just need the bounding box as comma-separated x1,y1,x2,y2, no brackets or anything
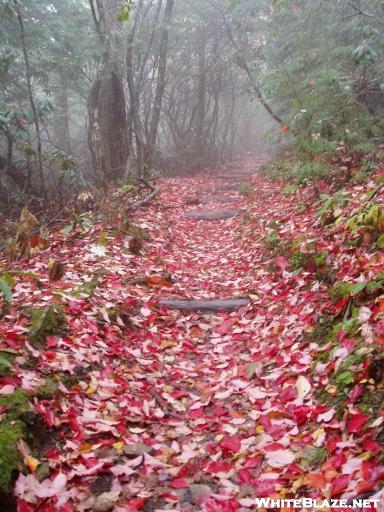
27,304,67,345
0,422,23,493
0,390,32,494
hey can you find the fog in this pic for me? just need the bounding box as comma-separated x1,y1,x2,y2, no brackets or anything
1,0,383,209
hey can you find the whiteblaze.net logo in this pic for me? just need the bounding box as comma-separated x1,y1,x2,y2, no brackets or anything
253,498,380,509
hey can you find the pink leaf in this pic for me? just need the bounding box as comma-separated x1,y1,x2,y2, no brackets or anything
265,449,295,468
0,384,15,395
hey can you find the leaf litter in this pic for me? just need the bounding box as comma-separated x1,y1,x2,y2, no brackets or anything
0,157,384,510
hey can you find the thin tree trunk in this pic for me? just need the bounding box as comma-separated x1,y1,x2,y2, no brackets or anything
222,13,284,126
126,0,147,177
195,28,207,163
13,0,47,199
147,0,175,168
54,86,70,153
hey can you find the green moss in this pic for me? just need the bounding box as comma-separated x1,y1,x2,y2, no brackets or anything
37,378,59,399
358,388,384,418
264,231,280,251
72,279,99,298
0,353,14,377
289,249,328,272
0,390,31,493
0,390,31,421
27,304,67,345
0,422,23,492
308,316,335,346
336,352,366,376
239,182,255,196
307,446,327,468
317,386,349,420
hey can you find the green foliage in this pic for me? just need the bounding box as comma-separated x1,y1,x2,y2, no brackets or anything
61,212,93,234
317,193,348,225
306,446,327,468
264,230,280,251
265,159,296,181
335,371,354,386
0,277,12,305
330,274,384,301
239,182,255,196
246,0,384,177
117,1,134,22
72,279,98,298
345,203,384,234
377,234,384,248
282,183,299,194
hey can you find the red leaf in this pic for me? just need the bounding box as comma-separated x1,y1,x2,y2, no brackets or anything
348,413,370,433
207,461,233,474
170,478,189,489
331,474,350,497
17,501,34,512
221,435,241,452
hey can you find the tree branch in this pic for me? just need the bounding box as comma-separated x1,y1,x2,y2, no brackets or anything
347,2,384,25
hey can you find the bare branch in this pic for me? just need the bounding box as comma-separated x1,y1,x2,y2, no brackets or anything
347,2,384,25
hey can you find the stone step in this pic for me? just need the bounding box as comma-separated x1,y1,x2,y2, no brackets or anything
185,209,241,221
158,298,250,312
215,183,240,192
199,195,236,204
216,173,255,180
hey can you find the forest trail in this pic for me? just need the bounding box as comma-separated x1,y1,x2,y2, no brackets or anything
4,158,384,511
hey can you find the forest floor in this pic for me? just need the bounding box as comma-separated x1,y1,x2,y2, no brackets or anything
1,157,384,511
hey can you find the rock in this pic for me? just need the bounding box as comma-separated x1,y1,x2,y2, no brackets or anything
92,491,120,512
188,484,212,504
184,209,241,221
215,183,239,191
124,443,154,456
158,298,250,312
184,197,201,206
216,172,255,180
199,195,236,204
91,474,113,496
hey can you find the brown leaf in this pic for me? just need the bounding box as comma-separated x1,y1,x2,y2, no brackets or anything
15,207,39,243
48,260,66,281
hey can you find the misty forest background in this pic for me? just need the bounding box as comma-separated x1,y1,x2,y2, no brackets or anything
1,0,384,216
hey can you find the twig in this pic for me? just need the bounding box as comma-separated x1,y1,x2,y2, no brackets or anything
149,388,170,417
347,2,384,24
130,179,160,209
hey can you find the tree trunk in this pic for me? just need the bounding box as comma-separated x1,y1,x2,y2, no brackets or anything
13,0,47,199
126,0,147,177
53,86,70,153
147,0,175,168
195,28,207,164
88,0,129,183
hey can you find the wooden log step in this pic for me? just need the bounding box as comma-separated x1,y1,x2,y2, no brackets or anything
158,298,250,312
185,209,241,220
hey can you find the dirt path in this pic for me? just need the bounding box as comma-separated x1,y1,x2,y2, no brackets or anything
5,158,384,510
